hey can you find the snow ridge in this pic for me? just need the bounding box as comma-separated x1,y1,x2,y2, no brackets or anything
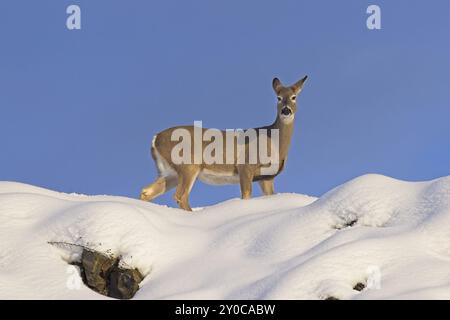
0,174,449,299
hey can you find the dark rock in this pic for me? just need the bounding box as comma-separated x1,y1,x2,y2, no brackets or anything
353,282,365,291
325,296,339,300
334,218,358,230
78,249,144,299
81,250,116,296
108,267,144,299
346,219,357,227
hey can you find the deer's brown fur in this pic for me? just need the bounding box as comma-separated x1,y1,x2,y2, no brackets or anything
140,76,308,211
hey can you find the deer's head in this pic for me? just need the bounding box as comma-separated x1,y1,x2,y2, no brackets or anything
272,75,308,124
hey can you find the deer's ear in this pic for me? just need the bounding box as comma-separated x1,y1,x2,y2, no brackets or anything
272,78,283,93
292,75,308,93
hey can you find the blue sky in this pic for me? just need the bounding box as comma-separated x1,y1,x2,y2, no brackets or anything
0,0,449,207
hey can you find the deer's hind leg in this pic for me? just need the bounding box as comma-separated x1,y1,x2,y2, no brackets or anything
173,166,200,211
140,175,177,202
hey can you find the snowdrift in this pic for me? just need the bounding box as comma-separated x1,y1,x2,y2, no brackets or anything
0,174,450,299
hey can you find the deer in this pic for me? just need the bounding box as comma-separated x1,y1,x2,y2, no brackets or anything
140,76,308,211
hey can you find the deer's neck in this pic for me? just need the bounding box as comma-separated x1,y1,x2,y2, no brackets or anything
271,116,295,160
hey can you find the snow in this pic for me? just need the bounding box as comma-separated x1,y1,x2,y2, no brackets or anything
0,173,450,299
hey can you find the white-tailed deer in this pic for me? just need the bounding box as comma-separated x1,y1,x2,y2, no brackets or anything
140,76,308,211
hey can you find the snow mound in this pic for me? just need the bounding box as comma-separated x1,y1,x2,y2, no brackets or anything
1,174,450,299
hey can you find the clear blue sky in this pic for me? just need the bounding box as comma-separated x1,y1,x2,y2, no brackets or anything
1,0,449,207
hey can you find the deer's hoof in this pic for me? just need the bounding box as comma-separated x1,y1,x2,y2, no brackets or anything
140,190,150,201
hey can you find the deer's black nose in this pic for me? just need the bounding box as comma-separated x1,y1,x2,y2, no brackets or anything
281,107,292,116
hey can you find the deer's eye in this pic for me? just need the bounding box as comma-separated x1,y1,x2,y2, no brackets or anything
277,96,282,102
291,96,296,101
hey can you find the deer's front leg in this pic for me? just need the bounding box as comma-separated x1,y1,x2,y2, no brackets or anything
258,178,274,196
238,166,254,200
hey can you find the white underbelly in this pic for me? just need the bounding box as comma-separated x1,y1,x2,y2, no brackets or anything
198,169,240,185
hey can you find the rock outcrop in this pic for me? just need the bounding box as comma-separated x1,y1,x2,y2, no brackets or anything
76,249,144,299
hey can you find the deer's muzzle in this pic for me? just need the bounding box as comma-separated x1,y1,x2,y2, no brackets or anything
281,107,292,116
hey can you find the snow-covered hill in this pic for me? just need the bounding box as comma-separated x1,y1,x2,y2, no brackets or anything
0,174,450,299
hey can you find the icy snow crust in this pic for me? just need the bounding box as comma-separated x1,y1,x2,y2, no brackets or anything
0,174,449,299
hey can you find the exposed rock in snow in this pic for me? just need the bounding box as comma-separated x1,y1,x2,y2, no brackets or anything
64,248,144,299
0,174,449,299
